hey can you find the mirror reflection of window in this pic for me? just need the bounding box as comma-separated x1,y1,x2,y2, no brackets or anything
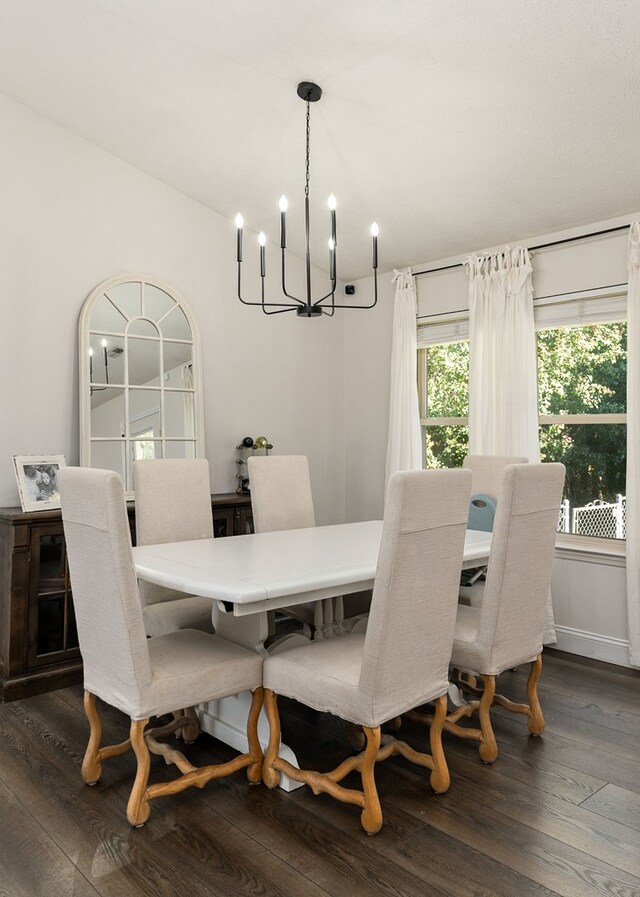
132,431,157,462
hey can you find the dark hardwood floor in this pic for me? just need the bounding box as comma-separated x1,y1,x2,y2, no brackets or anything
1,650,639,897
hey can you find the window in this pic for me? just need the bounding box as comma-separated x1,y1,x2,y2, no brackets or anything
418,340,469,469
418,292,627,543
538,321,626,541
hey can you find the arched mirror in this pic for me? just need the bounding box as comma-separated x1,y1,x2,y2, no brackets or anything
79,275,205,494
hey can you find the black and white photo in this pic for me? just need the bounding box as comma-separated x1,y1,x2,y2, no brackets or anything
13,455,66,512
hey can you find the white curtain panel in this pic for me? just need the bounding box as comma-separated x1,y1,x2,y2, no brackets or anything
385,269,423,482
626,222,640,666
467,246,540,461
467,246,556,644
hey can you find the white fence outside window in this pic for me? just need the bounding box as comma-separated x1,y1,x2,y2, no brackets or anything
558,495,626,540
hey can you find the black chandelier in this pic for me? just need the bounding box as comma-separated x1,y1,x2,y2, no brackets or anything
235,81,379,318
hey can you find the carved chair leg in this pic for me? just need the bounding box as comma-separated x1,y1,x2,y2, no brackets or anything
527,655,545,736
360,726,383,835
127,719,151,827
81,691,103,785
428,694,450,793
478,675,497,763
246,687,265,784
263,689,282,789
180,707,201,744
347,722,366,750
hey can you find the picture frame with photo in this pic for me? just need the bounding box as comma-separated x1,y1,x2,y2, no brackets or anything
13,455,67,512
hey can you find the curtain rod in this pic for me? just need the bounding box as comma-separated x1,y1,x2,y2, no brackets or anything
416,281,628,322
412,223,631,279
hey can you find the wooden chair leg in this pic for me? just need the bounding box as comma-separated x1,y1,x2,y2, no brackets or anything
360,726,383,835
246,687,265,784
428,694,450,793
478,675,497,763
171,707,199,742
127,719,151,827
347,722,366,750
527,654,545,736
263,689,282,789
81,691,103,785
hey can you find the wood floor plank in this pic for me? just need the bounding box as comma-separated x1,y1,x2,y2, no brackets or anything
0,778,100,897
438,754,640,877
387,784,640,897
511,657,640,717
515,727,640,797
397,711,607,806
581,784,640,832
510,681,640,739
500,704,640,763
382,824,561,897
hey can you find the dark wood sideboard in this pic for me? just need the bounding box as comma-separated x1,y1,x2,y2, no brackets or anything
0,493,253,702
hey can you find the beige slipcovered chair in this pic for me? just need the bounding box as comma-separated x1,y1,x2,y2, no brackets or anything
133,459,214,636
262,468,472,834
459,454,528,608
58,467,263,827
463,454,529,499
248,455,332,638
438,463,565,764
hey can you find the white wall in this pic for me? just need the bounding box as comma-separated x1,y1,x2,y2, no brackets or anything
0,96,345,524
344,213,639,666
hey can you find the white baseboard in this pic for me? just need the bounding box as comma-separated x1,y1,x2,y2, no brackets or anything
553,625,631,667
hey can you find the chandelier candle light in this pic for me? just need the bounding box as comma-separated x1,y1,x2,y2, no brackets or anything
235,81,379,318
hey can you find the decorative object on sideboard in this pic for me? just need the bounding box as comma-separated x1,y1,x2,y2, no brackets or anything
234,81,379,318
13,455,67,513
235,436,273,494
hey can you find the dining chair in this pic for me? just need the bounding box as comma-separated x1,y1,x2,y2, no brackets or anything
261,468,472,834
58,467,263,827
133,459,215,636
415,462,565,765
248,455,333,639
463,454,529,500
459,454,528,608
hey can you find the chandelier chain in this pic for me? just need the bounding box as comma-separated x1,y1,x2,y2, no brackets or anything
305,100,311,199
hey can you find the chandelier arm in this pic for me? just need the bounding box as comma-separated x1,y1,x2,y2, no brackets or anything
317,270,379,310
239,299,305,308
237,262,301,308
280,250,305,304
261,306,299,316
313,284,337,305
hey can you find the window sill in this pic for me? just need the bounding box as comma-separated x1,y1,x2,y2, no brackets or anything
555,534,626,567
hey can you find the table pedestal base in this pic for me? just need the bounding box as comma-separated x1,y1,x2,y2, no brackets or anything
198,691,303,792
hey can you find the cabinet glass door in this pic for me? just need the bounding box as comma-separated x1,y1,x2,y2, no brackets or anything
28,524,80,667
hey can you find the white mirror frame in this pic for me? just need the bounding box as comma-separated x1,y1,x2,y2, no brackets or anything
79,274,205,496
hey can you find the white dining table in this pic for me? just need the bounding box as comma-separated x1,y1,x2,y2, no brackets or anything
133,520,492,790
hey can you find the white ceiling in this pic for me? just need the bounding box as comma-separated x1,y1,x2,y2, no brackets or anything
1,0,639,280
